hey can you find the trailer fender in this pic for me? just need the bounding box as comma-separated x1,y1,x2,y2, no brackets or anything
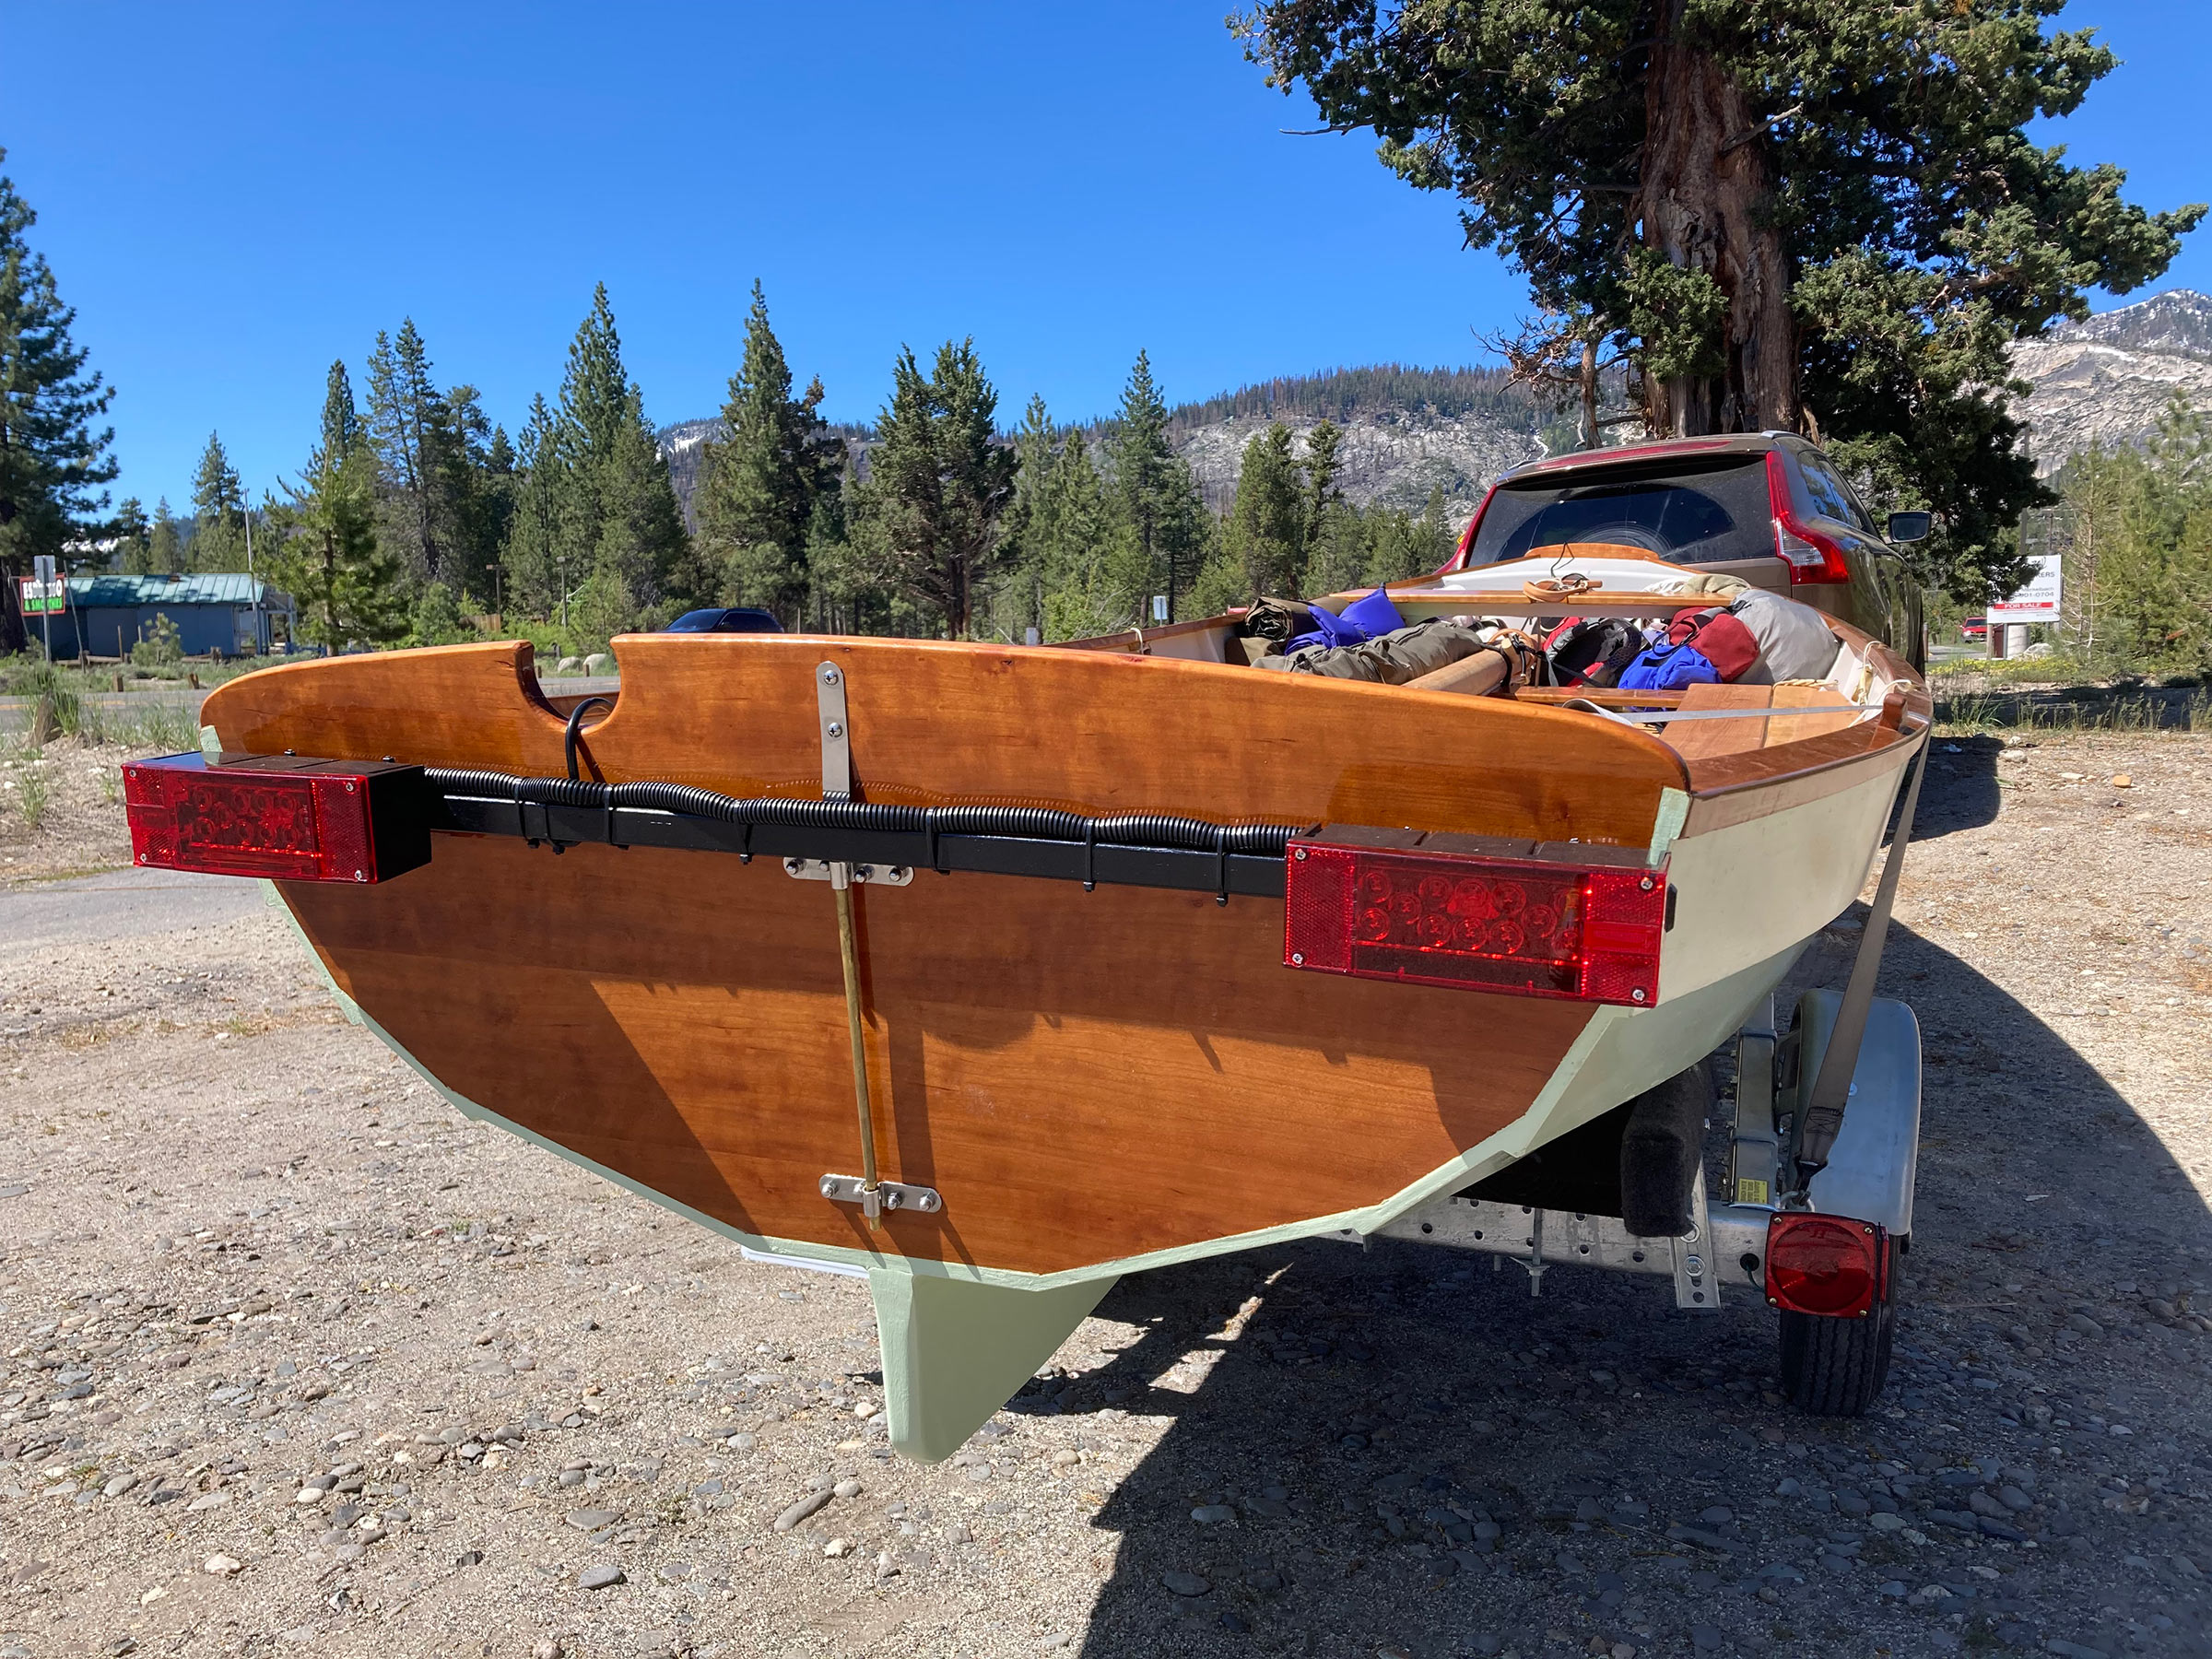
1792,988,1921,1237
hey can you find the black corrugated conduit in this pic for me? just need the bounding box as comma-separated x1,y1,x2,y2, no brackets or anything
423,767,1304,901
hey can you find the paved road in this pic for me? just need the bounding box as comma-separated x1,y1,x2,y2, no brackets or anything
0,865,264,948
0,676,621,734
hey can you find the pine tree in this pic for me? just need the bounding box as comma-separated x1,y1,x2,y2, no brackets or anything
321,359,362,456
110,497,149,574
189,432,245,571
849,339,1018,638
502,394,567,619
994,394,1061,641
1364,486,1454,584
1103,350,1210,620
366,320,461,583
801,485,853,631
439,384,508,605
267,361,406,651
695,281,842,622
1037,427,1147,641
146,498,182,573
0,148,117,653
1302,420,1344,525
554,285,688,628
1226,424,1307,598
472,423,520,618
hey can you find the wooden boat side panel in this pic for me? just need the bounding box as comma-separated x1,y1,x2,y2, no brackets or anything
204,637,1691,847
280,834,1593,1275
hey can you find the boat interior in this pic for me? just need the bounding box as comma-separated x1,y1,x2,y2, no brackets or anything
1041,547,1929,781
518,547,1931,809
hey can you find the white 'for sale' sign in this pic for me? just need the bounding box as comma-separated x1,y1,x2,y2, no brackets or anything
1989,554,2061,623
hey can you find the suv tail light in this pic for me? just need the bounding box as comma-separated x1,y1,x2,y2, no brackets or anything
1449,482,1500,571
123,752,430,884
1765,452,1851,583
1764,1213,1887,1317
1283,835,1666,1005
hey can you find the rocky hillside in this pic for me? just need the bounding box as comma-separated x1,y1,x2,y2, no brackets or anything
2009,289,2212,472
1158,365,1552,522
656,289,2212,522
657,367,1555,530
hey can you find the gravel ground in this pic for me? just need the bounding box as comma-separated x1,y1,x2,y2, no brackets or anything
0,729,2207,1659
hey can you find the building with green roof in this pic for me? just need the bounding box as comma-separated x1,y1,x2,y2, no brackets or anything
35,573,296,660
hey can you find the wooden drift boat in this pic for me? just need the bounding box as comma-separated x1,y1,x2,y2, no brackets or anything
142,550,1930,1460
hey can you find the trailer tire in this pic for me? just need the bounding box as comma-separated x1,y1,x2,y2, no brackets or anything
1778,1268,1896,1416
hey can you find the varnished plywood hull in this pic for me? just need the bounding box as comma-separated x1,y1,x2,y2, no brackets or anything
283,833,1594,1275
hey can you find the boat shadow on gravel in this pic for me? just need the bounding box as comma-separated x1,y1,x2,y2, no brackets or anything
1913,735,2002,841
1029,904,2209,1657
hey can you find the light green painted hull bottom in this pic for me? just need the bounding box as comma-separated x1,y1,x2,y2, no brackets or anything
260,880,1801,1462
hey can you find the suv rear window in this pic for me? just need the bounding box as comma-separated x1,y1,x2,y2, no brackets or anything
1467,454,1777,566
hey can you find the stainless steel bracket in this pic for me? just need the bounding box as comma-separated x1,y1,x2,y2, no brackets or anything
782,858,913,886
818,662,852,800
819,1173,942,1216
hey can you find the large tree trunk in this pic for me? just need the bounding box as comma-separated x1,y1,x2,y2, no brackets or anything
1639,11,1797,437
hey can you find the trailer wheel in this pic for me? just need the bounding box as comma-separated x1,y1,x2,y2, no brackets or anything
1778,1252,1897,1416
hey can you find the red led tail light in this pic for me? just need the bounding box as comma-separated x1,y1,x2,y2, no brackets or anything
122,753,429,884
1764,1213,1886,1318
1283,835,1666,1005
1765,451,1852,584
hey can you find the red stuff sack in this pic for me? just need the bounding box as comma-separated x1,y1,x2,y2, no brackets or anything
1665,607,1761,682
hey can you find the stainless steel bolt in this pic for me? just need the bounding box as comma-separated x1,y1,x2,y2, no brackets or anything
826,721,844,738
1290,952,1305,966
820,665,840,685
1631,988,1647,1002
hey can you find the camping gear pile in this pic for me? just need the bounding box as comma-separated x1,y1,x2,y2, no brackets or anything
1239,577,1841,692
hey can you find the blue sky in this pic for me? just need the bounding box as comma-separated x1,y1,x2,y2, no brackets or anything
3,1,2206,513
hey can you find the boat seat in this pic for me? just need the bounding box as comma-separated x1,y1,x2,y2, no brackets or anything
1661,683,1772,760
1765,681,1865,746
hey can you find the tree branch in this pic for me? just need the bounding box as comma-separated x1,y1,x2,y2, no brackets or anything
1720,103,1805,157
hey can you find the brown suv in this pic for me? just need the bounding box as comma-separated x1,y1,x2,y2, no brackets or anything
1451,434,1929,667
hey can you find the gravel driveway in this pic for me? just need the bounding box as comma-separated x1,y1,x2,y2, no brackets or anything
0,729,2206,1659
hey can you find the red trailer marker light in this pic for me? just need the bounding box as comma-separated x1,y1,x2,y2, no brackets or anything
1764,1213,1886,1318
1283,836,1666,1005
122,753,429,884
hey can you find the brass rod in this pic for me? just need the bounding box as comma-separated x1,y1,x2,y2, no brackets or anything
832,872,881,1228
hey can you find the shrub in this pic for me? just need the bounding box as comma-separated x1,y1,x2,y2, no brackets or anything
130,613,184,672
